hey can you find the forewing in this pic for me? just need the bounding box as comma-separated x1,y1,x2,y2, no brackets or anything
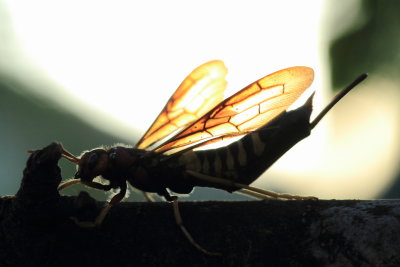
154,66,314,154
135,60,228,149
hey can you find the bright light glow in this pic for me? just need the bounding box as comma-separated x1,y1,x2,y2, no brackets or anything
3,0,322,135
1,0,399,199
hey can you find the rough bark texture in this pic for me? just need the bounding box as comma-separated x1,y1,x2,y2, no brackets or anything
1,143,400,267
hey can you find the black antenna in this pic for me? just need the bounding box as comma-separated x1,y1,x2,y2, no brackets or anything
310,73,368,130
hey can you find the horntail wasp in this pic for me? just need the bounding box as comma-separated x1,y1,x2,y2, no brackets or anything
54,60,367,255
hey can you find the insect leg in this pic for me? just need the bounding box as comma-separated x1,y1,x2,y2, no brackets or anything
172,199,221,256
236,188,272,199
186,170,317,200
0,195,16,199
58,179,113,191
58,179,81,190
81,181,113,191
158,189,220,255
142,192,155,202
70,183,127,228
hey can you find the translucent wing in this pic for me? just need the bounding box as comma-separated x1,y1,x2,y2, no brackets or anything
154,66,314,154
135,60,228,149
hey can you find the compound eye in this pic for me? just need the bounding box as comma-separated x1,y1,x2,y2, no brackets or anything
87,153,99,170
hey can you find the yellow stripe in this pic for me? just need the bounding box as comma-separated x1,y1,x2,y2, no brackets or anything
202,158,210,173
214,153,222,174
179,151,201,171
237,141,247,166
226,148,235,170
251,133,265,156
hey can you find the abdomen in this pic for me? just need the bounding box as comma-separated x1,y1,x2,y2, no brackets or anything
178,106,312,191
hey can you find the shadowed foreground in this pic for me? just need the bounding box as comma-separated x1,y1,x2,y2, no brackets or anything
1,143,399,267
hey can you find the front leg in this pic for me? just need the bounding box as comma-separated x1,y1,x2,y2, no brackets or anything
58,179,113,191
71,183,127,228
81,180,113,191
158,188,177,202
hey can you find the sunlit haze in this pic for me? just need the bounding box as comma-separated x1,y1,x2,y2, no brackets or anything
1,1,399,199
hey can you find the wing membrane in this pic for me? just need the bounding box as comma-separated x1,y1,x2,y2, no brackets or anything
154,66,314,154
135,60,228,149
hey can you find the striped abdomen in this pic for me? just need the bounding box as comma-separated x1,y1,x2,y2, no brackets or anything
178,97,313,191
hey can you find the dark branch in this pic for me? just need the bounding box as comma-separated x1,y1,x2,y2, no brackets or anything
1,143,399,267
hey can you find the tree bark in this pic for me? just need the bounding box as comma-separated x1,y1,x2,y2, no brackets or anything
1,143,399,267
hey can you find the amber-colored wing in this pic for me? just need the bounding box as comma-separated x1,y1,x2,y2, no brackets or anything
135,60,228,150
154,66,314,154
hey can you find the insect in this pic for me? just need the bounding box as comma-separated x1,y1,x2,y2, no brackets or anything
56,60,367,254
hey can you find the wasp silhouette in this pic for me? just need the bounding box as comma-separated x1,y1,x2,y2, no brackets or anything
55,60,367,255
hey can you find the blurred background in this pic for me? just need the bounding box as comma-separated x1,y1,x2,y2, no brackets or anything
0,0,399,201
